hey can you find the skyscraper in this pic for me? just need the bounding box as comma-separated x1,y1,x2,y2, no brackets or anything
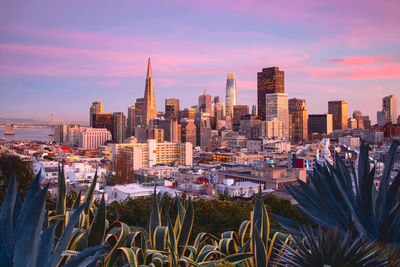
266,93,289,138
308,114,333,136
182,108,196,120
215,102,226,121
165,98,180,120
226,72,237,117
113,112,126,143
377,111,386,126
93,113,114,140
181,119,196,147
198,90,212,114
233,105,249,127
127,105,135,137
89,102,103,127
382,95,398,124
143,58,157,126
289,98,308,142
134,98,144,127
328,100,348,130
257,67,284,120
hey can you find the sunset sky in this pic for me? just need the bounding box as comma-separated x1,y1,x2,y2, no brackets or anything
0,0,399,124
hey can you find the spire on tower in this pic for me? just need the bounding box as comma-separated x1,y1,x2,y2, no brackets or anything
147,57,152,78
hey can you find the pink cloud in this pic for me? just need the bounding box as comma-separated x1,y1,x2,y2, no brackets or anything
309,64,400,80
327,56,390,66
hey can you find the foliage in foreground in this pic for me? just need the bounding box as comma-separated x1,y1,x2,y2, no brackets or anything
275,227,388,267
283,141,400,244
106,192,306,241
274,141,400,265
1,165,292,266
0,172,103,266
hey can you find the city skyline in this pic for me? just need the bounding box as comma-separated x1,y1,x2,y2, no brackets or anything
0,0,399,123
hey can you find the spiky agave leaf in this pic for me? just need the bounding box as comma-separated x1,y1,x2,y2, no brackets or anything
274,227,388,267
282,141,400,245
0,173,17,265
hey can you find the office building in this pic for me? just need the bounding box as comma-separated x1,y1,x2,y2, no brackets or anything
79,128,112,150
143,58,157,126
362,116,371,129
233,105,249,126
266,93,289,138
382,95,397,124
182,108,196,120
147,128,164,143
67,124,81,145
257,67,284,120
93,113,114,140
113,140,193,184
134,98,144,127
308,114,333,136
289,98,308,142
196,119,211,149
215,102,226,121
251,105,257,116
198,91,212,114
353,110,362,120
181,119,196,147
328,100,348,130
226,72,237,117
377,111,386,126
165,98,180,120
54,124,69,144
113,112,126,143
127,105,135,137
239,115,261,139
348,118,357,129
261,118,284,139
89,102,103,127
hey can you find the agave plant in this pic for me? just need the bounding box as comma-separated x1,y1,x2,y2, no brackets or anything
279,141,400,244
274,227,388,267
0,172,103,267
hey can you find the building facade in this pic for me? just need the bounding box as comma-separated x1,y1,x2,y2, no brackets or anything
79,128,112,150
127,105,135,137
266,93,289,138
308,114,333,136
198,91,212,114
289,98,308,142
233,105,249,126
328,100,348,130
382,95,398,124
113,112,126,143
165,98,180,120
257,67,284,120
89,101,103,127
225,72,237,117
93,113,114,140
142,58,157,126
113,140,193,184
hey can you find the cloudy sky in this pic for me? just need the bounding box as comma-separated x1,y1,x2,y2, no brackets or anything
0,0,399,124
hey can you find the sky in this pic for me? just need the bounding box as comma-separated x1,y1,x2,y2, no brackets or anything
0,0,399,124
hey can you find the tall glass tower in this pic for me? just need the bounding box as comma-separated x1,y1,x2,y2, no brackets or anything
225,72,237,117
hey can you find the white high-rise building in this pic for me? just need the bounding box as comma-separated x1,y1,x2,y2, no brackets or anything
266,93,289,138
79,128,112,150
261,118,284,139
382,95,397,124
225,72,237,117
